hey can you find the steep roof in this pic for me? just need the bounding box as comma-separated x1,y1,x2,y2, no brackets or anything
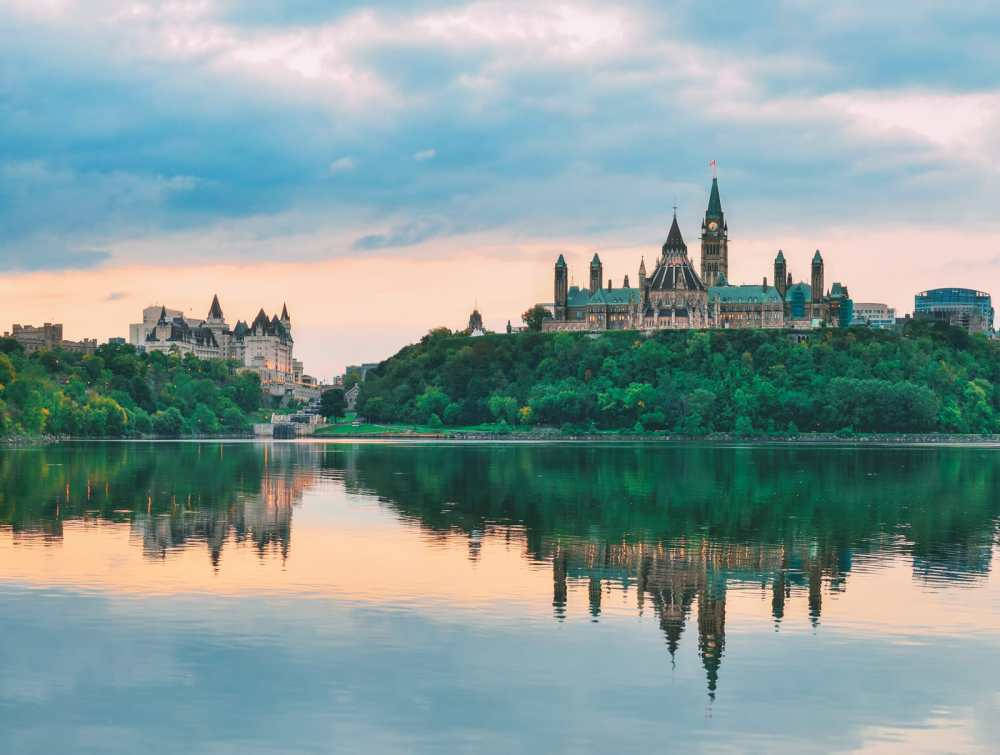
157,306,169,325
555,254,567,269
706,177,723,218
649,215,704,292
709,284,783,303
663,214,686,253
813,249,823,263
567,286,593,308
775,249,785,262
590,253,602,267
587,287,641,306
647,259,705,292
208,294,223,320
280,302,289,321
786,282,812,298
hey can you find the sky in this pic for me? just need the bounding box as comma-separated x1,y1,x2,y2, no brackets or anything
2,1,999,379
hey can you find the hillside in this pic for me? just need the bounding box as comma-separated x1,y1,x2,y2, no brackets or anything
0,340,262,438
356,322,1000,435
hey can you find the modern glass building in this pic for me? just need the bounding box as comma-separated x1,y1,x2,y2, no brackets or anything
914,288,994,333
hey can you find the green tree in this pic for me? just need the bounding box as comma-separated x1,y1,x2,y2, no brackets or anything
153,407,184,437
0,353,14,387
522,305,553,332
320,388,347,419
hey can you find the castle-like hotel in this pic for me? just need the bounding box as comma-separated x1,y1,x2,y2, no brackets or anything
129,297,317,394
543,177,851,331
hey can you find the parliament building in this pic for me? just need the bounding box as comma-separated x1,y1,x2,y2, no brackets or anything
542,178,852,332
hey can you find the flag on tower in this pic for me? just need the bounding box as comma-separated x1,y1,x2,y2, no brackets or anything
709,159,717,176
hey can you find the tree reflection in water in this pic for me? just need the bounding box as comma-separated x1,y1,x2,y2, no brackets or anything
1,441,997,698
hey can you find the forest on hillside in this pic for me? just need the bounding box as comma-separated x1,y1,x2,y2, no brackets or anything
0,340,262,438
356,322,1000,435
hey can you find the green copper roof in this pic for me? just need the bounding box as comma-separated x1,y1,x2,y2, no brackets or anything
591,253,602,266
566,286,641,308
813,249,823,263
706,177,723,218
588,288,641,305
708,284,783,303
775,249,785,262
567,286,591,307
555,254,566,268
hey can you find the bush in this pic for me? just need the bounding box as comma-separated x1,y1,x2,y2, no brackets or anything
153,407,184,437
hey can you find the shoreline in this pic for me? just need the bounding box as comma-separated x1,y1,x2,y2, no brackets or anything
8,432,1000,446
312,431,1000,445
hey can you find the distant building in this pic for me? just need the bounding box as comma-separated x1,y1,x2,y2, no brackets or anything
466,308,486,336
345,363,380,382
914,288,994,334
345,383,360,411
128,296,316,388
852,303,896,329
709,277,784,329
3,323,97,354
107,337,127,346
539,177,851,333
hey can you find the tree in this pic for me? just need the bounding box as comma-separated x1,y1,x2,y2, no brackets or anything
0,353,14,387
191,403,220,435
414,386,450,423
320,388,347,419
152,407,184,437
522,305,553,332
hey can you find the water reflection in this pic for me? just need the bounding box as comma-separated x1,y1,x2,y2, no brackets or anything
2,441,998,708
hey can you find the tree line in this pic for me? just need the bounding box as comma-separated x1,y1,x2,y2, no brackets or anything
0,339,262,437
356,321,1000,435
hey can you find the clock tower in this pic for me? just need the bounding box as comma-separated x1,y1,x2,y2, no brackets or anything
700,176,728,287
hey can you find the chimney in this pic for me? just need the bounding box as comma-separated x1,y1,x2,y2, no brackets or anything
763,276,768,291
607,278,612,290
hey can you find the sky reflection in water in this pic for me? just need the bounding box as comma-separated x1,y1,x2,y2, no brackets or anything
1,441,998,753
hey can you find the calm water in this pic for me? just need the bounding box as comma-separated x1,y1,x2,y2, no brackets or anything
1,442,998,753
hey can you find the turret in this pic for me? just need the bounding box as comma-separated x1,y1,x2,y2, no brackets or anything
663,213,688,260
554,254,568,319
623,274,630,288
638,258,647,289
774,251,787,297
700,176,729,287
207,294,224,322
589,253,603,295
811,250,824,304
280,302,291,334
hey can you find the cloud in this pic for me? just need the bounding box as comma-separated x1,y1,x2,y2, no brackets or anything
0,243,110,272
105,291,127,301
0,0,999,278
328,156,356,173
352,218,448,250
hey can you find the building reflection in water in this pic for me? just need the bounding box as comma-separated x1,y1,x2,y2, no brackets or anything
548,538,850,699
2,441,998,701
0,442,319,566
329,443,997,701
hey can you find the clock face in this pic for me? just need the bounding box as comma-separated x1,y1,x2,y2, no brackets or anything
708,221,718,231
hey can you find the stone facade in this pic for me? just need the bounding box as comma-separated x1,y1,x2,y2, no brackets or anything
541,177,852,333
4,323,97,354
130,297,308,386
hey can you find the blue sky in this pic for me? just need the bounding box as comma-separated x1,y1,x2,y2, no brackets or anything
1,1,999,375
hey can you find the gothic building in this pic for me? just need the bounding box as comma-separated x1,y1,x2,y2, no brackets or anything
700,178,728,286
541,176,851,332
132,295,299,386
773,249,853,328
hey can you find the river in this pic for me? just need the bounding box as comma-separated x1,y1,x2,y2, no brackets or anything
1,441,998,752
